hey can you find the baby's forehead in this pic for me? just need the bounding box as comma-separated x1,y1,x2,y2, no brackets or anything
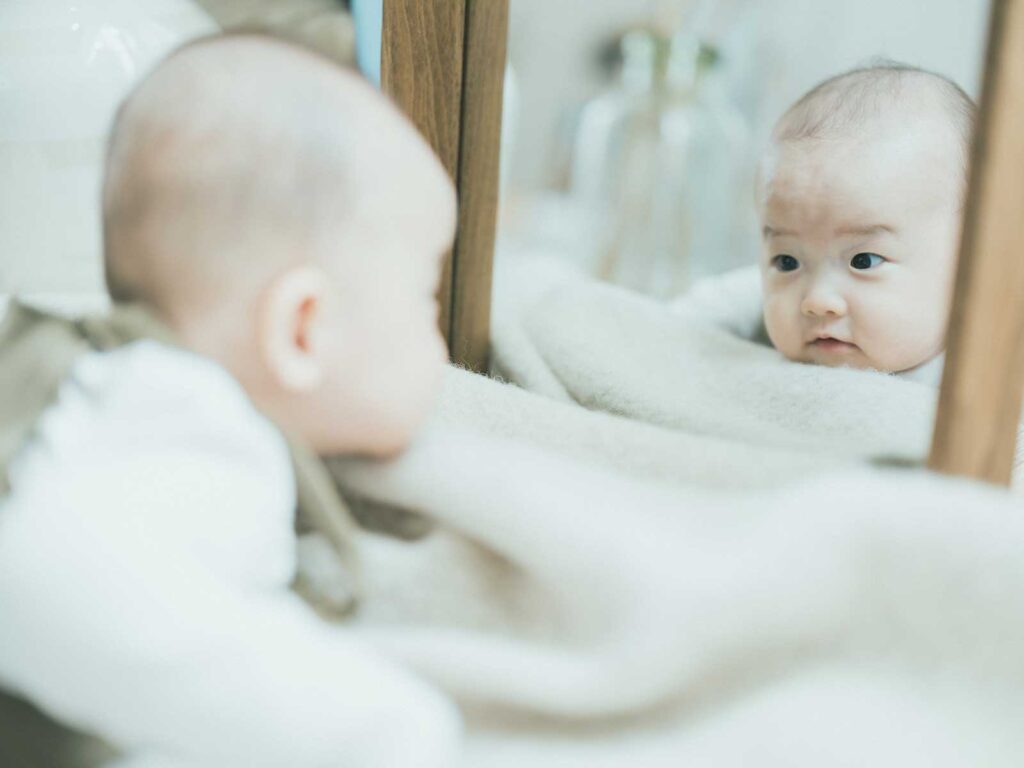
764,74,968,196
760,121,961,212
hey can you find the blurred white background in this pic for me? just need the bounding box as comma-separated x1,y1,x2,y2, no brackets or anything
504,0,989,194
0,0,993,299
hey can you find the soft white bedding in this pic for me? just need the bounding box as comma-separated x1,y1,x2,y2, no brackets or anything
328,260,1024,767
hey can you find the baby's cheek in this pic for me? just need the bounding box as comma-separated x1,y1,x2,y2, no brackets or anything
906,302,950,361
762,295,800,357
858,292,942,370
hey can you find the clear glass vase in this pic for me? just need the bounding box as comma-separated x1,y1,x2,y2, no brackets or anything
569,26,753,299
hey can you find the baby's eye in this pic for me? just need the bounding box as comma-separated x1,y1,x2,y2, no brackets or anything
850,252,885,270
772,254,800,272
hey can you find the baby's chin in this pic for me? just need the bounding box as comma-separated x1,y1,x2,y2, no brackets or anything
793,342,886,372
795,345,938,375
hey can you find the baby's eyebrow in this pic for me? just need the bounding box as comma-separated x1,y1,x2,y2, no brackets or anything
833,223,897,237
762,223,898,239
762,225,797,238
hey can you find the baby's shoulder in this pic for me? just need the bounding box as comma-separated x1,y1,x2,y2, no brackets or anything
6,341,297,585
78,341,282,452
38,340,290,479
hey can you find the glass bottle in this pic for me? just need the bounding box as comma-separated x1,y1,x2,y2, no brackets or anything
569,25,754,299
653,31,754,295
569,29,668,292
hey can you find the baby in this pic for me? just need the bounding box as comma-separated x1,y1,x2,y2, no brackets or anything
758,63,977,381
0,35,458,767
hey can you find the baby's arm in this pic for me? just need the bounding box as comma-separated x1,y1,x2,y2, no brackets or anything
0,454,458,767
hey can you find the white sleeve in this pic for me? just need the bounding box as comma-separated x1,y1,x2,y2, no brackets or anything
0,449,459,768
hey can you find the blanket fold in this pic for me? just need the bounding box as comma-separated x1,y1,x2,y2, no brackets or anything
326,260,1024,766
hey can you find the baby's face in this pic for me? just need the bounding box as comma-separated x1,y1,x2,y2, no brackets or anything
317,160,456,456
758,128,962,372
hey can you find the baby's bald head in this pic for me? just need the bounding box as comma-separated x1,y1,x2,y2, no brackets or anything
102,34,457,455
103,33,451,323
770,63,976,200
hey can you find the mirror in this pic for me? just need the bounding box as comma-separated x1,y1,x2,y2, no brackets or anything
485,0,994,469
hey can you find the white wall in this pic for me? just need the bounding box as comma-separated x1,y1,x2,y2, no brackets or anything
505,0,992,196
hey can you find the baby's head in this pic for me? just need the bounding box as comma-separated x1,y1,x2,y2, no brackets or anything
102,35,456,456
757,64,976,373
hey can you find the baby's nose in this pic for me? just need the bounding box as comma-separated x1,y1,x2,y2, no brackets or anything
800,284,847,317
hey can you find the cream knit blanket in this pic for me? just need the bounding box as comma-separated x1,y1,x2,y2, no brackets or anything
330,261,1024,767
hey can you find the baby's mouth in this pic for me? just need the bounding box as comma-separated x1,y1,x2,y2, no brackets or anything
809,335,858,353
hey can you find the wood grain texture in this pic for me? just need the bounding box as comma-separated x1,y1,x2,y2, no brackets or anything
929,0,1024,484
449,0,509,372
380,0,466,346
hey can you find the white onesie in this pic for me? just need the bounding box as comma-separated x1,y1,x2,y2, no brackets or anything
0,341,457,768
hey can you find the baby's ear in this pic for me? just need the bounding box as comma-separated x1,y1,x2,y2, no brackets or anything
259,265,328,393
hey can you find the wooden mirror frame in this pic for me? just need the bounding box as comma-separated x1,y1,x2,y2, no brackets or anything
380,0,508,374
930,0,1024,485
